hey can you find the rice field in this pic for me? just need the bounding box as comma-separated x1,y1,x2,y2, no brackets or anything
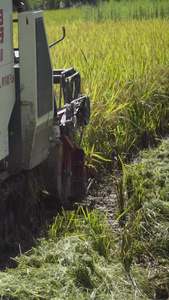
42,13,169,165
13,2,169,166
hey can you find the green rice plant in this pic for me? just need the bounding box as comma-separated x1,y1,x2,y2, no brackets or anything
83,0,169,22
47,206,114,258
84,143,111,172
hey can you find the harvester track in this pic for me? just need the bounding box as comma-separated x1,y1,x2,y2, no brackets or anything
0,171,42,264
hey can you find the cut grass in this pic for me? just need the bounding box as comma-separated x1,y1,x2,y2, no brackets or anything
118,138,169,298
0,231,148,299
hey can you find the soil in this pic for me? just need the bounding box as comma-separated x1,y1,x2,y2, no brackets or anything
75,172,121,230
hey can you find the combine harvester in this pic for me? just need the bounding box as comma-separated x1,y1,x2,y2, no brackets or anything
0,0,90,249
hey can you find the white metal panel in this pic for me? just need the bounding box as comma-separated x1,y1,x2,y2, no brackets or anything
19,11,54,169
0,0,15,160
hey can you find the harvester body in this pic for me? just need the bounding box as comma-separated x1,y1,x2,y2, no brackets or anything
0,0,90,248
0,2,15,161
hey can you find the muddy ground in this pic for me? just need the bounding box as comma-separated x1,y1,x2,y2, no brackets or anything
78,173,120,227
